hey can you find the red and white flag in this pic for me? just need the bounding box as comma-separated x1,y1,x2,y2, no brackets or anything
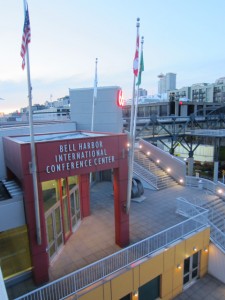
133,34,139,77
20,6,31,70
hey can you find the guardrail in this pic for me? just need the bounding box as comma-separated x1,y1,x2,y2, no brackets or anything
133,160,158,189
138,139,186,183
186,176,225,200
176,196,225,255
16,215,208,300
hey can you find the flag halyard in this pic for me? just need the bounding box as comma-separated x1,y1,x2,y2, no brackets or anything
21,6,31,70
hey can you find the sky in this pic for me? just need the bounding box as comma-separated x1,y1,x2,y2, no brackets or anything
1,0,225,114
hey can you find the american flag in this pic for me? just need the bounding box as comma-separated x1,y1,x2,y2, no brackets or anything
20,7,31,70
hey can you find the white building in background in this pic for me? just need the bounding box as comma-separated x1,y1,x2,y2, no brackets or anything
158,73,176,94
168,77,225,103
69,86,123,133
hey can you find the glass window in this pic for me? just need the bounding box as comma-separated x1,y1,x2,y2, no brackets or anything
0,226,32,279
139,275,160,300
68,176,78,191
42,180,60,212
61,178,67,197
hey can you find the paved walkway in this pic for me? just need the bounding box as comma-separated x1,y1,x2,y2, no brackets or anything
6,182,225,299
174,273,225,300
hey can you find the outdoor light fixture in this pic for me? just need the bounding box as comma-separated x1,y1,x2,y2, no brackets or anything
204,247,208,252
177,264,182,269
193,247,197,252
127,143,130,148
179,179,184,183
139,144,142,149
156,159,160,163
167,168,171,173
147,151,150,156
133,290,138,297
217,189,223,194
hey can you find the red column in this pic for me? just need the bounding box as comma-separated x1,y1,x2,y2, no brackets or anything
79,174,90,218
113,161,129,247
23,174,49,284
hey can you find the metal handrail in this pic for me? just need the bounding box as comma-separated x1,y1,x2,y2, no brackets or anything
15,213,208,300
176,196,225,254
133,161,158,188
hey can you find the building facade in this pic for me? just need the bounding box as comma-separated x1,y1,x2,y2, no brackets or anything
2,131,129,284
158,73,176,94
69,86,123,133
168,76,225,103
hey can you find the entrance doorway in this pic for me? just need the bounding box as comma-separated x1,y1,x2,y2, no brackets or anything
45,202,64,260
183,252,200,286
42,176,81,261
70,186,81,231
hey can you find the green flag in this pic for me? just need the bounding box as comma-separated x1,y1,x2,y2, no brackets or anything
136,49,144,86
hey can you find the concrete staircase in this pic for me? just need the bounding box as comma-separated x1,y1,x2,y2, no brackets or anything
134,150,179,190
191,193,225,233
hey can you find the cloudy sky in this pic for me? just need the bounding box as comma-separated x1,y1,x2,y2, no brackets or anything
1,0,225,113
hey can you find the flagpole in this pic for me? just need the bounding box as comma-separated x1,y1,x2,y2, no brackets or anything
91,58,98,131
126,18,140,214
23,0,42,245
133,36,144,138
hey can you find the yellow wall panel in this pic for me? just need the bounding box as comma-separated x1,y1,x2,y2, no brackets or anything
203,228,210,247
77,285,103,300
161,269,173,297
161,291,173,300
199,265,208,277
139,253,163,286
111,269,133,300
173,265,183,290
163,247,175,272
172,285,183,298
175,240,185,265
185,231,204,256
200,249,209,269
103,281,112,300
133,266,140,291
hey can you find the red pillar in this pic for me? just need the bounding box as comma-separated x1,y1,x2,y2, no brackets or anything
79,174,90,218
113,161,129,247
23,174,49,285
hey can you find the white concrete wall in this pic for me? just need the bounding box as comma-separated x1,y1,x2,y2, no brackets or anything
0,267,8,300
0,196,25,231
208,243,225,283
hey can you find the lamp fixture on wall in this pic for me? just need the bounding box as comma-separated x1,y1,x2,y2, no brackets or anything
133,290,138,297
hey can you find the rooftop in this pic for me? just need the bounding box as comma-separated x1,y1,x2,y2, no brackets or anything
5,131,112,143
6,181,225,299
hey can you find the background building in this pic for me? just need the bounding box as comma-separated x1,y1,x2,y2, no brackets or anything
168,77,225,103
158,73,176,94
69,86,123,133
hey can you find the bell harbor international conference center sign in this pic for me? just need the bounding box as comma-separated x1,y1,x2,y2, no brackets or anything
43,139,117,175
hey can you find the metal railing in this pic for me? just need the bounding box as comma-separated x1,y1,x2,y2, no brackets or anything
133,161,158,189
176,196,225,255
16,215,208,300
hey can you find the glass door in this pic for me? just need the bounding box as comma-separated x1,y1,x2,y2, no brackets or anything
183,252,200,286
70,187,81,231
45,202,63,260
61,178,71,241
